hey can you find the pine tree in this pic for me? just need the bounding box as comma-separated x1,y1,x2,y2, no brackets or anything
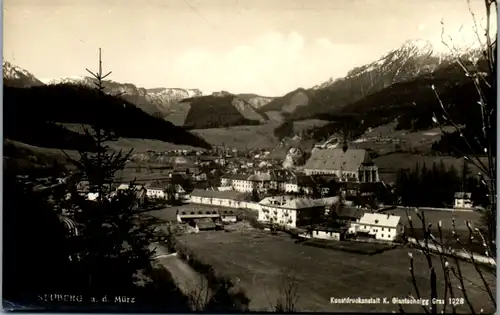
61,49,158,301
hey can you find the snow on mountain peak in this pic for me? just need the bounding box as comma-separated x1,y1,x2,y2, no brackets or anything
312,37,481,90
3,61,44,87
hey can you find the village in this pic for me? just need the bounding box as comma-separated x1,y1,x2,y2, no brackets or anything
70,144,479,245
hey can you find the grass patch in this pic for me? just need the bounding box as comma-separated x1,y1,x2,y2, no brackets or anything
381,208,482,232
192,123,281,150
177,230,495,313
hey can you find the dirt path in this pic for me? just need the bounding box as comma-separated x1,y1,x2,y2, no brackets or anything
150,243,211,306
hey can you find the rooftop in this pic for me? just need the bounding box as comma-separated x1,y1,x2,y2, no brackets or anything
248,173,272,181
221,173,251,181
189,188,244,200
303,148,373,172
259,195,324,210
358,212,401,227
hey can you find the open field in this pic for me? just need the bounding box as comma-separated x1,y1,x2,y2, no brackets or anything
177,229,495,313
353,122,459,155
381,208,483,232
192,123,281,150
292,119,330,134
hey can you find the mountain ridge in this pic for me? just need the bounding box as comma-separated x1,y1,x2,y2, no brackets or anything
260,39,482,120
6,67,273,128
3,83,212,150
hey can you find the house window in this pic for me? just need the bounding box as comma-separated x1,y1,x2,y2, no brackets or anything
388,234,391,238
381,234,384,238
381,228,384,231
316,231,319,235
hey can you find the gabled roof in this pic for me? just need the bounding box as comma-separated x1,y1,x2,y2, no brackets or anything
358,212,401,227
189,188,242,200
221,173,250,181
146,185,165,191
303,148,373,172
248,173,272,181
259,195,324,210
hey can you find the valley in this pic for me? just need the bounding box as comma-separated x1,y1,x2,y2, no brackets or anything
4,19,496,313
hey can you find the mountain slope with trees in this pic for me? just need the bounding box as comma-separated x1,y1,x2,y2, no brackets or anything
181,95,263,129
260,40,481,121
4,84,212,150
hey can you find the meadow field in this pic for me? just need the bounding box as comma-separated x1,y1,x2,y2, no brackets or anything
381,208,483,232
177,229,495,313
192,123,281,150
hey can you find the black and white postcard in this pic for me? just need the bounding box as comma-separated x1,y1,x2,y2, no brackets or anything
3,0,497,313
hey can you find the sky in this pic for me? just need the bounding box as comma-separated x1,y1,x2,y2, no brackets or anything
4,0,494,96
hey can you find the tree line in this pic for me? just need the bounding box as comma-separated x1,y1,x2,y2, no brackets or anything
394,161,489,208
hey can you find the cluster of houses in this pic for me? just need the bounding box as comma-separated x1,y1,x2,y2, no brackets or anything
76,180,189,205
187,186,404,242
220,170,319,195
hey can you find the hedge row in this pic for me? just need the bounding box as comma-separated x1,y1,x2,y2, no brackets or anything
298,239,399,255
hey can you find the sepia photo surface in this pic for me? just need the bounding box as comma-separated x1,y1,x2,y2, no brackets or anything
3,0,497,313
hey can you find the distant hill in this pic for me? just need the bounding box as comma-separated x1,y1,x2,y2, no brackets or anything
4,84,212,150
7,61,275,129
306,59,492,148
44,76,203,116
259,40,482,120
42,78,273,128
179,94,266,129
257,88,312,119
236,93,275,108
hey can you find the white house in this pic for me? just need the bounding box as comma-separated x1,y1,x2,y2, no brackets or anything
454,192,473,209
258,196,325,229
146,185,166,199
351,212,403,242
220,174,254,192
310,227,344,241
303,148,379,182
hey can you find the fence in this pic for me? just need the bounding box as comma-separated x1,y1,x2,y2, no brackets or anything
384,205,476,212
407,237,496,266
